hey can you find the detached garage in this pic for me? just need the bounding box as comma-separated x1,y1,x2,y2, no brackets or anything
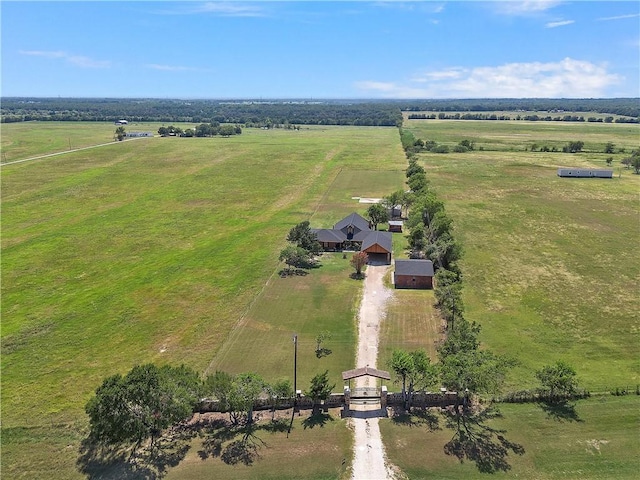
361,231,392,264
394,259,434,289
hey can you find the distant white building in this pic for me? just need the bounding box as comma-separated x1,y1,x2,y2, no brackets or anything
126,132,154,138
557,168,613,178
115,120,128,125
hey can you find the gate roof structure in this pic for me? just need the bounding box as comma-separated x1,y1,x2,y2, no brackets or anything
342,366,391,381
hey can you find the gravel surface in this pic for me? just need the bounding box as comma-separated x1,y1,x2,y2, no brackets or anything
350,263,403,480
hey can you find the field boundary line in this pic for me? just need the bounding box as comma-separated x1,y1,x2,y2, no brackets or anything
0,137,151,166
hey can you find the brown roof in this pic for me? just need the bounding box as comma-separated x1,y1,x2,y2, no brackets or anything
360,231,392,253
342,366,392,380
394,259,434,277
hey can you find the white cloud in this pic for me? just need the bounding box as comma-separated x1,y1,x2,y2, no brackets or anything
156,2,266,17
146,64,198,72
494,1,563,16
355,58,622,98
545,19,574,28
372,2,445,15
19,50,111,68
598,13,640,21
19,50,66,59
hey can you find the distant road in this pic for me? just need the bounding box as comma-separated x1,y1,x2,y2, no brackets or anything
0,137,152,167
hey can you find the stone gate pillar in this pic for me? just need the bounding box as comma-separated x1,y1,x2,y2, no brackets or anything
343,386,351,415
380,385,387,409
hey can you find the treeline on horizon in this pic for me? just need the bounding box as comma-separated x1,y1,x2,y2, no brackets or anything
1,97,638,125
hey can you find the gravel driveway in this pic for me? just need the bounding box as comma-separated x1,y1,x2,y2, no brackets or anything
350,263,403,480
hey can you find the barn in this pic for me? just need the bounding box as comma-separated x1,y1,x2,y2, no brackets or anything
388,220,403,233
557,168,613,178
361,231,392,264
394,259,434,289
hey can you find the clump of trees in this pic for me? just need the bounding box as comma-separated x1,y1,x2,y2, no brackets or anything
279,220,321,274
85,364,202,450
621,148,640,174
366,203,389,230
562,140,584,153
158,123,242,137
114,126,126,141
306,370,335,413
86,364,298,453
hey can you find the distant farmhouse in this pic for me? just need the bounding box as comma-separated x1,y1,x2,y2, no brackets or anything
393,259,435,289
312,212,393,264
126,132,154,138
557,168,613,178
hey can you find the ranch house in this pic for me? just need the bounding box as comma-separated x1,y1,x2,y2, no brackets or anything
311,212,392,264
394,259,435,289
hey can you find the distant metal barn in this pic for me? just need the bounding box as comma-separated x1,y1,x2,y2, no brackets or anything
557,168,613,178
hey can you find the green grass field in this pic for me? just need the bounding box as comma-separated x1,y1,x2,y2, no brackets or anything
2,118,638,479
1,123,406,478
381,395,640,479
403,119,639,392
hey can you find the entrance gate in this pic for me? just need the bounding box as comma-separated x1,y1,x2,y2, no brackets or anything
341,366,391,417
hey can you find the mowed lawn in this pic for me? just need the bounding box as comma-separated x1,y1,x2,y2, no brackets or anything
404,118,639,391
1,124,407,478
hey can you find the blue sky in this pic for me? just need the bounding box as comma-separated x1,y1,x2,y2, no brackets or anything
2,1,639,98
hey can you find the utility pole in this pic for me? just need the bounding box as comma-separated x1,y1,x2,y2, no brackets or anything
293,334,298,411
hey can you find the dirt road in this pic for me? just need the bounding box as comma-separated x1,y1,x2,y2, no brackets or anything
350,263,403,480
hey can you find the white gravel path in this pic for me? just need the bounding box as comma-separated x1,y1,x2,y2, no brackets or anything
350,263,403,480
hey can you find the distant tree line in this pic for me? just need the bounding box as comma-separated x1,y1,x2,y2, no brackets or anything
409,112,638,123
2,97,638,125
0,98,402,126
399,97,640,118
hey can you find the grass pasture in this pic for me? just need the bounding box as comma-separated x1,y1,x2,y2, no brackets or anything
381,395,640,479
1,121,154,162
403,118,639,391
1,123,406,478
2,116,639,479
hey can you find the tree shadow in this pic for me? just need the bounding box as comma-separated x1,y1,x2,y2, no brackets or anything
302,411,334,429
442,405,525,474
349,273,365,280
279,268,309,277
537,400,583,423
261,418,290,434
77,427,195,480
197,418,281,466
390,407,441,431
315,347,332,358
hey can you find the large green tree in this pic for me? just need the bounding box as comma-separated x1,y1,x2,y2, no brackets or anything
389,349,438,409
366,203,389,230
287,220,321,254
535,361,579,399
85,364,201,449
306,370,335,413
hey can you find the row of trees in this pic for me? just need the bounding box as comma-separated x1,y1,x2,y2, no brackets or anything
400,128,478,155
4,97,637,125
422,112,639,123
86,363,336,452
1,98,402,126
392,126,582,422
158,123,242,137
